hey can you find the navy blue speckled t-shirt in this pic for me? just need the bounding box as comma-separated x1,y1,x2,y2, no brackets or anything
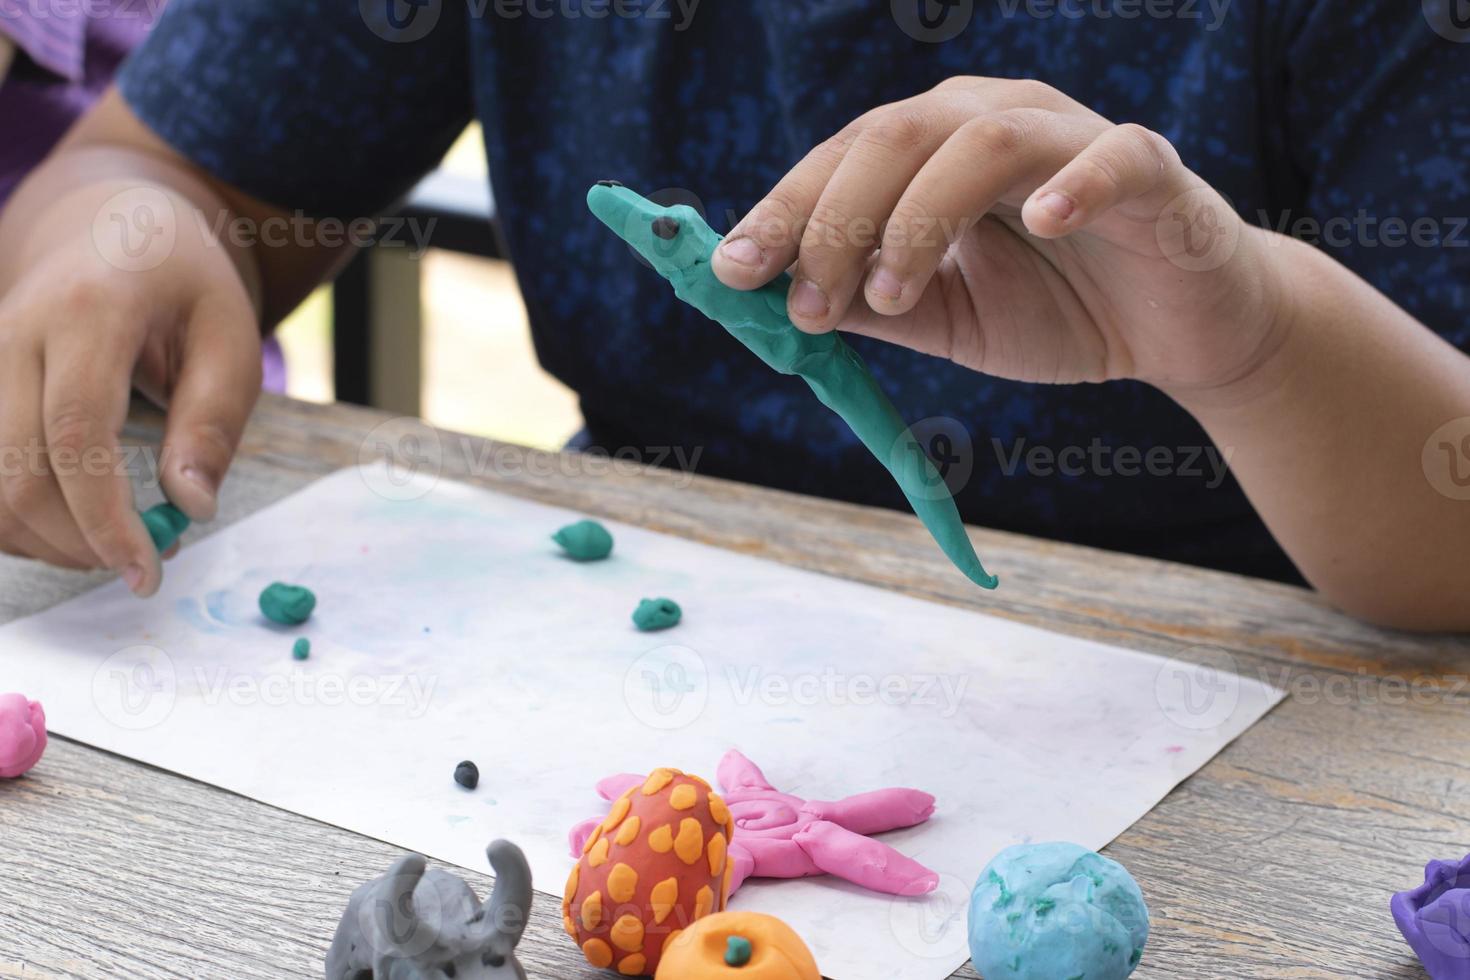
118,1,1470,583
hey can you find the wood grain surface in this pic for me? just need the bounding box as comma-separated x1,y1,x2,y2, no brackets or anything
1,394,1466,979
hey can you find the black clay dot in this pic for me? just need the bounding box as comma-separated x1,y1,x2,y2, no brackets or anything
651,216,681,240
454,760,479,790
482,953,506,968
596,179,623,187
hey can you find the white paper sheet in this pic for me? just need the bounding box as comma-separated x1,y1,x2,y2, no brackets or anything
1,468,1283,979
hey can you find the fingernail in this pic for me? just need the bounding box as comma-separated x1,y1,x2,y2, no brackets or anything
182,465,216,499
869,268,905,304
720,236,763,268
1034,191,1075,222
122,564,145,592
789,279,829,321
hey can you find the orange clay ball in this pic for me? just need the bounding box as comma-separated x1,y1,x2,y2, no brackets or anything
564,768,735,976
654,911,821,980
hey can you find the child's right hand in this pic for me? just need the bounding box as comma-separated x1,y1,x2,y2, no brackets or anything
0,175,263,596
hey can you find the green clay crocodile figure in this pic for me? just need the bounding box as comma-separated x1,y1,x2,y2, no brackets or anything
587,182,999,590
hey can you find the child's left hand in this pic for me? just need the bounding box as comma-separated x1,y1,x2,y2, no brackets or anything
712,76,1280,401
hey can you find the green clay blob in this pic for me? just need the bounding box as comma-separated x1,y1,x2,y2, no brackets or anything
260,582,316,625
587,183,998,590
292,637,311,661
724,935,753,967
552,519,614,561
632,597,681,632
140,503,190,553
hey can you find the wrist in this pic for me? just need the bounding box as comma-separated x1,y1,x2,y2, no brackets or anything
1158,225,1306,419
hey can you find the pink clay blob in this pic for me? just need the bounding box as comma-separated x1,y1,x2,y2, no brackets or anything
0,694,46,778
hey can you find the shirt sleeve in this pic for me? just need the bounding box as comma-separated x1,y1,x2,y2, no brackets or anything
0,3,85,80
117,0,473,218
1281,1,1470,352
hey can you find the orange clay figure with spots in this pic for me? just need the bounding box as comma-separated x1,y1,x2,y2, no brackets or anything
572,750,939,900
563,767,735,976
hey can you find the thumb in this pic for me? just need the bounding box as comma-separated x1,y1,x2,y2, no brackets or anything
160,296,262,521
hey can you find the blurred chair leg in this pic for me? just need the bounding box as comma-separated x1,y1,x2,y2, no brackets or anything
332,247,424,415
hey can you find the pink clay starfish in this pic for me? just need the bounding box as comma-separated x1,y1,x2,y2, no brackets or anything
569,749,939,897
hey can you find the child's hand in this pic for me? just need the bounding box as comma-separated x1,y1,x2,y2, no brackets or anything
712,76,1281,398
0,180,261,595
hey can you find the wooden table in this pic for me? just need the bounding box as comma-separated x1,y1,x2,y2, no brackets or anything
2,394,1466,979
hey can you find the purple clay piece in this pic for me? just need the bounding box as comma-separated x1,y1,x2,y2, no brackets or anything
326,840,531,979
1392,853,1470,979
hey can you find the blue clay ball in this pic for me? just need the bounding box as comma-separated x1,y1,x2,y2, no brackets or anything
969,842,1149,980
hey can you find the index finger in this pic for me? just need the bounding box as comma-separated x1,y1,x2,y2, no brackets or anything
42,320,159,595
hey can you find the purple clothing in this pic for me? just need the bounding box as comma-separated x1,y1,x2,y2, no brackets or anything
0,0,286,394
0,0,159,205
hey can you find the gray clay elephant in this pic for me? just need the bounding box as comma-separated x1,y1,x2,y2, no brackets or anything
326,839,532,980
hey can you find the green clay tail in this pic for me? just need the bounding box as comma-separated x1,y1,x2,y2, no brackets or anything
587,183,998,590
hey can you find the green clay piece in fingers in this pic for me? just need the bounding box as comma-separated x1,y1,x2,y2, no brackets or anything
260,582,316,625
553,519,614,561
587,182,999,590
140,503,190,553
633,597,681,632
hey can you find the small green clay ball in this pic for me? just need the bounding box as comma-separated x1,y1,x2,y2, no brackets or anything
140,504,190,553
260,582,316,625
724,935,753,967
292,638,311,661
632,597,681,632
553,519,614,561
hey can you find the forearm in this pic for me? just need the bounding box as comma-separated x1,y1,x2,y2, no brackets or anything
0,143,261,314
0,88,350,327
1168,231,1470,631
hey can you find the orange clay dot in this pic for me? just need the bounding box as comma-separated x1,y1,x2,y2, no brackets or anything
642,768,676,795
669,783,698,810
648,824,674,853
721,862,734,909
617,954,647,976
588,837,611,868
583,938,613,969
650,877,679,924
614,814,642,847
563,915,577,939
563,865,580,910
610,914,645,952
694,884,714,919
581,891,604,931
674,817,704,865
602,795,632,832
708,793,730,825
582,824,603,855
707,832,727,877
607,863,639,904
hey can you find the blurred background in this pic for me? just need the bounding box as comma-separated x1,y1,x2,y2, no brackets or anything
274,125,583,452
